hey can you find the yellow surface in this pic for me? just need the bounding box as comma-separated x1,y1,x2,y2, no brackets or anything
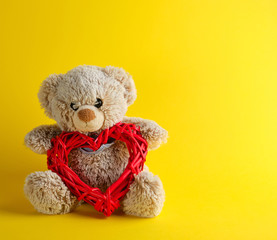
1,0,277,239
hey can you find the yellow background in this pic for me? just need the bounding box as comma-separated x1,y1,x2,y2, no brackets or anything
1,0,277,239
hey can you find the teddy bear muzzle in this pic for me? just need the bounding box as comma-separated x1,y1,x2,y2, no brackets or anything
73,105,104,132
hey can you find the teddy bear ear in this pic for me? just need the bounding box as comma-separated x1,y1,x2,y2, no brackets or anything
38,74,62,118
103,66,137,105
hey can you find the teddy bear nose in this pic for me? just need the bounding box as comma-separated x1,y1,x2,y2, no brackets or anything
78,109,96,122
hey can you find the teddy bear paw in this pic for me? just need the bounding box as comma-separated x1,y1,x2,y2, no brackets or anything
121,170,165,217
24,170,79,214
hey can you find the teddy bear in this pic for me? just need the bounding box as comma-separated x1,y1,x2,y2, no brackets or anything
24,65,168,217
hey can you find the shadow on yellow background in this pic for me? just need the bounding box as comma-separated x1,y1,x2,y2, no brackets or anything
1,0,277,239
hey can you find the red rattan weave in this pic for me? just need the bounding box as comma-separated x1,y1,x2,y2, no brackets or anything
47,122,148,217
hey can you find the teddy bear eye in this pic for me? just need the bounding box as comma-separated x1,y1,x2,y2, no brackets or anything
70,103,79,111
94,98,103,108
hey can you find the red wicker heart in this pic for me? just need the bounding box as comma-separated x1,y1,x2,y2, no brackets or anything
47,122,148,217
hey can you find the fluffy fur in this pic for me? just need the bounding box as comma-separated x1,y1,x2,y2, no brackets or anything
24,65,168,217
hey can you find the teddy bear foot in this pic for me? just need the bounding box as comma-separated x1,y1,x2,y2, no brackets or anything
121,167,165,218
24,170,80,214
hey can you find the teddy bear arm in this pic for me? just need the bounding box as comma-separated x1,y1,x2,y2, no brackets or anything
24,124,62,154
122,117,168,150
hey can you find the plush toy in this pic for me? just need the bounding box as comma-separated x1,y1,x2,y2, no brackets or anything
24,65,168,217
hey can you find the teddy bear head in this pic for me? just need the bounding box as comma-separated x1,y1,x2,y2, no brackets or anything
38,65,136,133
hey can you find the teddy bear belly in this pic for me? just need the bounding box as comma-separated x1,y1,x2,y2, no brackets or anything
68,141,129,192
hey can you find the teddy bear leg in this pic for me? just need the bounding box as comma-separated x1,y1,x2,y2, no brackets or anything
24,170,80,214
121,166,165,217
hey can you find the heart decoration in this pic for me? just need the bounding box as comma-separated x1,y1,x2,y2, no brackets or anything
47,122,148,217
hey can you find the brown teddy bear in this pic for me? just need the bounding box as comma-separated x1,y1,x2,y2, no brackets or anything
24,65,168,217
